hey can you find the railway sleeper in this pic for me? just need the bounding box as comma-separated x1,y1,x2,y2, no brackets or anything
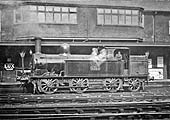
0,106,170,116
0,112,170,119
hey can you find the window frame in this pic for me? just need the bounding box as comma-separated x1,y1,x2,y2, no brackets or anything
14,5,78,24
97,8,144,27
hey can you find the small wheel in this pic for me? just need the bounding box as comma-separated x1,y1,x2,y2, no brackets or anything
104,78,122,92
70,78,89,93
37,79,58,94
128,78,141,92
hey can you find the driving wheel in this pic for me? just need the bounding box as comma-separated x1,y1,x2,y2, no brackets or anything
104,78,122,92
37,78,58,94
128,78,141,92
70,78,89,93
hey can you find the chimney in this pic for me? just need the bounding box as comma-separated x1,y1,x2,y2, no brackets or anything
34,37,42,54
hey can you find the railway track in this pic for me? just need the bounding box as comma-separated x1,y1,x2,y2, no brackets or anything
0,101,170,119
1,83,170,119
0,91,170,105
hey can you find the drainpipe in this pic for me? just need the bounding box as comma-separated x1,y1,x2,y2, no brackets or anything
34,37,42,54
152,12,156,43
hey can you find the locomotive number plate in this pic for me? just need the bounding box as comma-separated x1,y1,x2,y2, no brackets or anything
90,65,100,71
90,62,101,71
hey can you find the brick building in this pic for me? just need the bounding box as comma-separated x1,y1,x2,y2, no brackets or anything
0,0,170,80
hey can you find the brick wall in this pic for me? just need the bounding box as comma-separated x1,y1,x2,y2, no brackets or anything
143,12,170,43
1,6,14,41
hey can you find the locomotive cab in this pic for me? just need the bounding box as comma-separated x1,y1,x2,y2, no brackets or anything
106,47,130,75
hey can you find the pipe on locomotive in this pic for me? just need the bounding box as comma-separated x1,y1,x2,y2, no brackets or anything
34,37,70,55
34,37,42,54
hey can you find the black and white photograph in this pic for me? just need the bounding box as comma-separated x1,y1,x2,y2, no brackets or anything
0,0,170,119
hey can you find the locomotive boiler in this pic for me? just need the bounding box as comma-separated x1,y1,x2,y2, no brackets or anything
18,43,149,94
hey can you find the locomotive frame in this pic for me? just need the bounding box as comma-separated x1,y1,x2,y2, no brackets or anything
18,45,148,94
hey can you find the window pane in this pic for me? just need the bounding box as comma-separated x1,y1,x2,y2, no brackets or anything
105,15,111,25
62,13,68,23
0,11,1,33
169,20,170,34
62,7,68,12
70,14,77,24
105,9,111,14
30,12,37,22
46,6,53,11
23,10,29,22
29,6,36,11
54,13,61,23
46,13,53,22
139,12,144,26
15,12,22,23
112,15,118,24
38,6,45,11
157,56,164,67
112,9,118,14
132,10,138,15
97,8,104,13
15,7,22,23
126,10,131,15
119,14,125,24
119,10,125,14
97,15,104,25
126,16,131,24
54,7,60,12
70,7,77,12
132,16,138,25
142,14,144,27
38,13,45,22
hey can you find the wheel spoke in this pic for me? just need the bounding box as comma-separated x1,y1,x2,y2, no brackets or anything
42,85,47,89
44,87,48,91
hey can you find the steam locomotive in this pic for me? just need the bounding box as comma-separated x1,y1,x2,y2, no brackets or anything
17,43,148,94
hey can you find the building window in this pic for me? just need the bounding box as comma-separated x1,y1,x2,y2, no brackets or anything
14,5,77,24
169,20,170,34
157,56,164,68
97,8,143,26
0,10,1,41
148,59,152,68
14,7,23,23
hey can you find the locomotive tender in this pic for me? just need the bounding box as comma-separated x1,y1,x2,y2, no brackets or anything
19,43,148,94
